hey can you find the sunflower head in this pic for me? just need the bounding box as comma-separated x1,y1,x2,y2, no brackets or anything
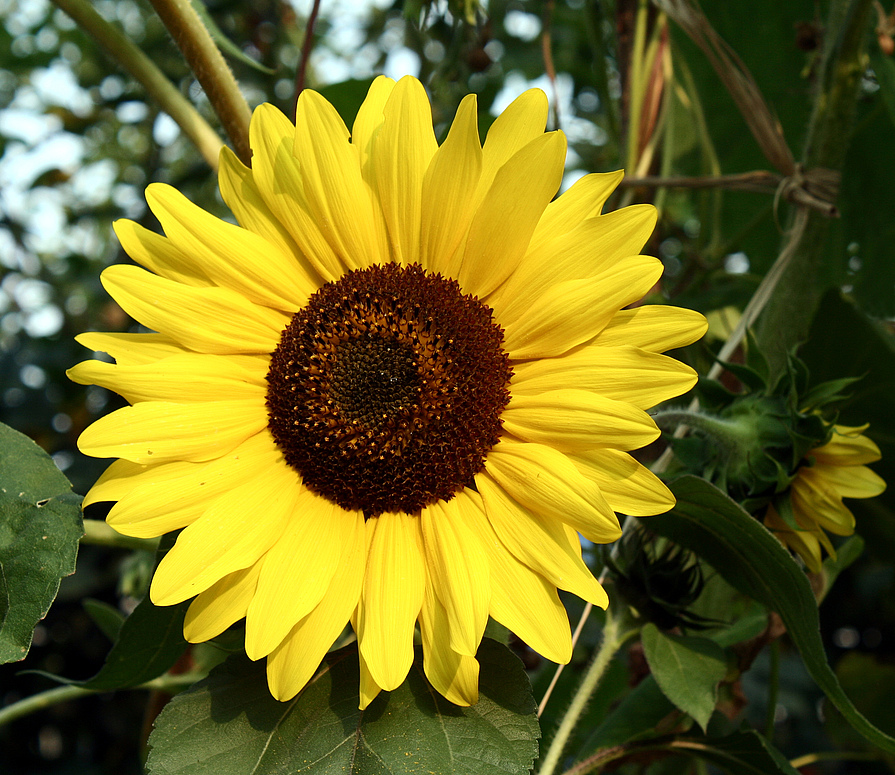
69,75,706,708
677,349,885,571
678,350,855,506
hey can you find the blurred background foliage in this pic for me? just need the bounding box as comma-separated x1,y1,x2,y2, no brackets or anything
2,0,895,772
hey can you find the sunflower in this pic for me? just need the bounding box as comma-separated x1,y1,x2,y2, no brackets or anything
69,75,706,708
764,424,886,573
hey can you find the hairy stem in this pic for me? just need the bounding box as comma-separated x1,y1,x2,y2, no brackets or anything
148,0,252,165
538,608,638,775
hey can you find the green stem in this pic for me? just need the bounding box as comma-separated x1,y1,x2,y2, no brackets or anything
147,0,252,165
756,0,875,374
0,673,203,729
651,409,753,445
50,0,223,170
538,609,638,775
80,519,160,552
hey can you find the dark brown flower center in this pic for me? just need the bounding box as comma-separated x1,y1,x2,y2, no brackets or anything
265,263,512,518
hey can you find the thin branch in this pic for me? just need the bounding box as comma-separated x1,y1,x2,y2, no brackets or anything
541,0,561,130
537,602,592,717
619,170,782,193
294,0,322,119
148,0,252,165
50,0,224,170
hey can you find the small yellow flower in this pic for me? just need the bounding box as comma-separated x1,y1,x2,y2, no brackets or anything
764,424,886,572
69,76,706,708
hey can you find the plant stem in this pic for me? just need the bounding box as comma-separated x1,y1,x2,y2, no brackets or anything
538,609,638,775
50,0,224,171
756,0,875,374
651,409,754,446
80,519,160,552
0,673,203,729
147,0,252,165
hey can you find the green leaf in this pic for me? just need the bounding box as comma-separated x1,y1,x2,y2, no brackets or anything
641,623,727,732
577,674,678,753
648,476,895,753
0,423,83,664
83,598,125,641
80,593,188,690
146,639,539,775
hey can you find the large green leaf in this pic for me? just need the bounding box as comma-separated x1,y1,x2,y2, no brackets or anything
641,623,727,732
648,476,895,752
0,423,83,664
146,638,539,775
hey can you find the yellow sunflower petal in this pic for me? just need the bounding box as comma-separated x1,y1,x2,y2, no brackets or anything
502,256,664,359
249,103,346,282
812,428,882,467
420,94,482,276
183,563,262,643
494,205,657,320
146,183,312,312
77,398,266,465
476,473,609,606
352,75,396,170
502,388,660,453
357,647,384,710
356,511,426,691
459,132,565,298
595,305,709,352
294,89,380,270
67,353,266,404
791,475,855,536
483,440,621,543
102,432,280,538
512,344,697,410
462,491,574,661
421,493,490,657
101,265,289,355
245,494,357,660
265,509,366,701
371,75,438,265
569,448,675,516
807,463,886,499
419,583,479,706
113,220,208,287
217,145,313,275
75,332,187,366
149,455,300,605
476,88,549,204
527,170,625,252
